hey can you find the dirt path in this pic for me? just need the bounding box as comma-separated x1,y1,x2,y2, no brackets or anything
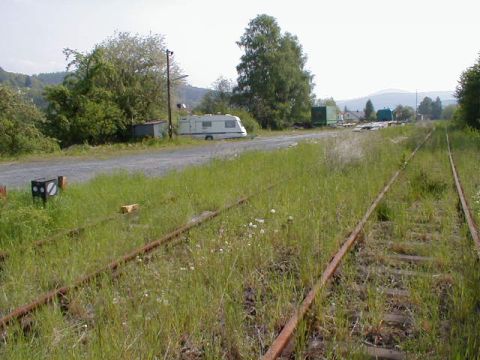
0,131,344,189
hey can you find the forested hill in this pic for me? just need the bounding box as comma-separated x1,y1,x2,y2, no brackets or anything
0,67,68,107
0,67,67,88
0,66,209,109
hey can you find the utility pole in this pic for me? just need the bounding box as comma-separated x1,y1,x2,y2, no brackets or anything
415,89,418,121
166,49,173,139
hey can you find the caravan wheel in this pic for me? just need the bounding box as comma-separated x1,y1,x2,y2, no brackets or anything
205,135,213,140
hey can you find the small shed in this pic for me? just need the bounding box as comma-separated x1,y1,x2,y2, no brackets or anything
311,106,338,126
133,120,167,139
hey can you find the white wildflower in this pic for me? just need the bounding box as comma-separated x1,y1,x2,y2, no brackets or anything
255,218,265,224
270,209,276,214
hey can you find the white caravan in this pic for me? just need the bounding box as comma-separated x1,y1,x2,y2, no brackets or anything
178,114,247,140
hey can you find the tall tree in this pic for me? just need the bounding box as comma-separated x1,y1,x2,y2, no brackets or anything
394,104,414,121
196,76,234,114
455,54,480,128
418,96,433,119
315,97,336,106
431,96,442,119
235,14,313,129
364,99,375,120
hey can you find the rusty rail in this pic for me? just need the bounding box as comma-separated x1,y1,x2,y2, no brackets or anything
0,197,248,328
261,129,433,360
446,130,480,259
0,167,297,329
0,196,179,263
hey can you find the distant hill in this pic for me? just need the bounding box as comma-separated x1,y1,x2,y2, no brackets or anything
0,67,67,107
337,90,457,112
176,85,210,108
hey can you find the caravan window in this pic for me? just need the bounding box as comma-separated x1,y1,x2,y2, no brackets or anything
225,120,236,128
202,121,212,128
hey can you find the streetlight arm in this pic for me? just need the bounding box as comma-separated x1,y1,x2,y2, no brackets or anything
173,74,189,81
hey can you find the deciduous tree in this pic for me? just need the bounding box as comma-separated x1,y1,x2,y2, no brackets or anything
418,96,433,119
431,96,442,119
234,14,313,129
0,85,58,155
45,32,184,146
393,104,414,121
442,104,457,120
196,76,234,114
455,54,480,128
364,99,375,120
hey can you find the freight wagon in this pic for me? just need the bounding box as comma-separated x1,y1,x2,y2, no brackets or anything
311,106,338,126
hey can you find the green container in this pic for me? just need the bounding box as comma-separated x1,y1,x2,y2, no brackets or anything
311,106,337,126
377,109,393,121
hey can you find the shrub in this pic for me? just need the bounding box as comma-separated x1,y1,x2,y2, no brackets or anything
0,85,59,156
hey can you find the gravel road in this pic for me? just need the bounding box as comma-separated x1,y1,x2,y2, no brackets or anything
0,131,343,189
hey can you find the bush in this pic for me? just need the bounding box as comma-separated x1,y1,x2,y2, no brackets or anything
455,54,480,129
0,85,59,156
225,108,260,134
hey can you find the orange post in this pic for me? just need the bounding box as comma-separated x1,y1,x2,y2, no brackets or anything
58,176,67,190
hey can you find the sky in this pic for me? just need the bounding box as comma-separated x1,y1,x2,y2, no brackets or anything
1,0,479,100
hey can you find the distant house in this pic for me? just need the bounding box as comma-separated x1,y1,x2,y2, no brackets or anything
343,110,365,122
133,120,167,139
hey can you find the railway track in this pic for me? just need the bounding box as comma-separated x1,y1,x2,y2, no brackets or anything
262,128,479,359
3,126,477,358
0,162,309,329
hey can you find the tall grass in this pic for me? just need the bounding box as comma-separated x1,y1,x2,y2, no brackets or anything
306,125,480,359
0,125,430,358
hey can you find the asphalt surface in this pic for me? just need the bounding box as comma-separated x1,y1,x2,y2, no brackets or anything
0,131,343,189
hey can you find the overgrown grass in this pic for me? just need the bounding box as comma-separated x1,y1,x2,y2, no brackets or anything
0,125,432,358
306,126,480,359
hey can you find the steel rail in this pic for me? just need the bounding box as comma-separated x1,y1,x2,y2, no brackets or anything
0,164,304,329
261,129,433,360
446,130,480,258
0,196,177,263
0,197,249,328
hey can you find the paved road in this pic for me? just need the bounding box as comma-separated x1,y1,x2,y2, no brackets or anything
0,131,343,189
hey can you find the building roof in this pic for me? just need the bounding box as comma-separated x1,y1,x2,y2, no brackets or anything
135,120,167,126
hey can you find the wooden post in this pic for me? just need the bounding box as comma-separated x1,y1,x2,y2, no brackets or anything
120,204,139,214
58,176,67,190
0,185,6,200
